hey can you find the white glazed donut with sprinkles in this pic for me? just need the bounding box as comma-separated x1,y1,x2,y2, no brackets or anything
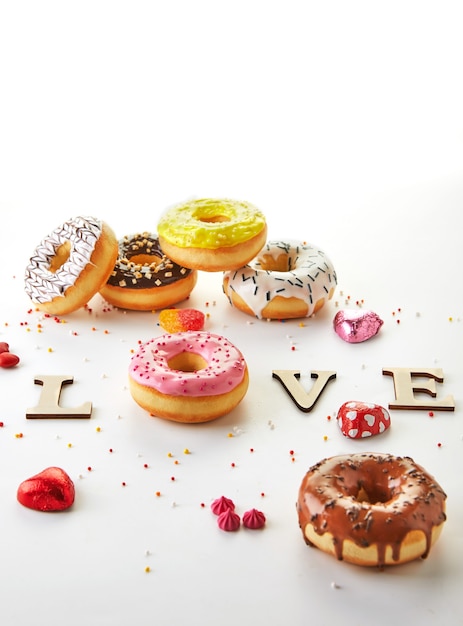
24,216,118,315
223,240,337,320
128,331,249,423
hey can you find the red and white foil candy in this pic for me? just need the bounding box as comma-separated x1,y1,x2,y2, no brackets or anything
337,401,391,439
333,309,383,343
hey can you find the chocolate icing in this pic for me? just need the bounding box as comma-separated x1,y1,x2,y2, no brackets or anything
297,453,446,567
106,233,192,290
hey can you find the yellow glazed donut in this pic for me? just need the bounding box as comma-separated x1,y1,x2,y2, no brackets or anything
24,216,118,315
297,453,447,568
223,240,337,319
157,198,267,272
128,331,249,423
99,233,197,311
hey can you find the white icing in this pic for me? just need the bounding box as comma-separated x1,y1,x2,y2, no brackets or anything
24,216,103,303
224,240,337,318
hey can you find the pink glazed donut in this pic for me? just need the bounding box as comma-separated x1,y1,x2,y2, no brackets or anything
128,331,249,423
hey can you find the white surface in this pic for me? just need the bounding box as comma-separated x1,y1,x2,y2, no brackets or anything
1,2,463,625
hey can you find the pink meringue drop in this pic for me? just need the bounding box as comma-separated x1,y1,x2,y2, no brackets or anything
242,508,266,529
217,508,241,531
211,495,235,516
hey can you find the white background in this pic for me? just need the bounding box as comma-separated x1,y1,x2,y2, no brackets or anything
1,2,463,625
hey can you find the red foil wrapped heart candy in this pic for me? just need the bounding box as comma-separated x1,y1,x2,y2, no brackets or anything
17,467,75,512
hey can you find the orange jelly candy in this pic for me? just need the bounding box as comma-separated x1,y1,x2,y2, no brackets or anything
158,308,205,333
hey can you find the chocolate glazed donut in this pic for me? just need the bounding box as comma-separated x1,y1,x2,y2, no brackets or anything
100,233,197,311
297,453,447,568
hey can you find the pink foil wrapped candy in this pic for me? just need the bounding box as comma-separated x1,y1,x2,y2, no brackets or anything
333,309,383,343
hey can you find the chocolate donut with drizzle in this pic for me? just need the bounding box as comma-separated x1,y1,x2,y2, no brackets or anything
297,453,447,568
99,233,197,311
223,240,337,320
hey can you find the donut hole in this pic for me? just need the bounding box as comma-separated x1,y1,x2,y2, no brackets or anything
356,482,392,505
168,352,208,372
258,252,295,273
129,254,163,267
198,215,230,224
49,241,71,273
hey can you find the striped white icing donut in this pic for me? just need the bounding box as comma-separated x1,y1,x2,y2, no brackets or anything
24,216,118,315
223,240,337,320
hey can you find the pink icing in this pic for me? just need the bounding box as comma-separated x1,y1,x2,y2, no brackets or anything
129,331,247,397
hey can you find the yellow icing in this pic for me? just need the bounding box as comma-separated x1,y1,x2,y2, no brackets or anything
157,198,266,249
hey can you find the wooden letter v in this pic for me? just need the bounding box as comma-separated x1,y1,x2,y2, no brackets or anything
272,370,337,412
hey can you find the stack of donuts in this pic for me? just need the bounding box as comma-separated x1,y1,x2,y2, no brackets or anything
23,198,338,425
23,197,338,319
